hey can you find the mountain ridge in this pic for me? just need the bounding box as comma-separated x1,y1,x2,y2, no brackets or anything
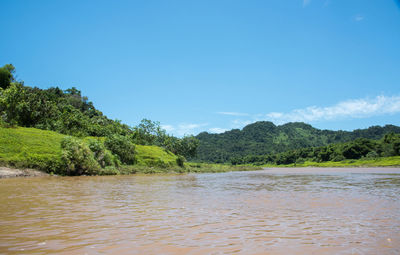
194,121,400,163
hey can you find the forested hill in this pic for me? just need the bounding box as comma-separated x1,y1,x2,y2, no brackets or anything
193,121,400,163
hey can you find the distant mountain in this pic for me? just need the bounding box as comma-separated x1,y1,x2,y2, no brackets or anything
193,121,400,163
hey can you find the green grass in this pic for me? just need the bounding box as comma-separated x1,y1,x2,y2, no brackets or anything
135,145,179,167
0,126,66,171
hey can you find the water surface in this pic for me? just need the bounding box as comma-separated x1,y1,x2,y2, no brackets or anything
1,168,400,254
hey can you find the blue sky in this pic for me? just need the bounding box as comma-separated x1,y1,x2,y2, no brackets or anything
1,0,400,136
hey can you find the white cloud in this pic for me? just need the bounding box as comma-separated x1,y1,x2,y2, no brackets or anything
162,123,208,136
231,119,253,128
217,112,249,116
209,128,228,134
265,95,400,124
354,14,364,22
303,0,311,7
165,95,400,136
161,124,175,133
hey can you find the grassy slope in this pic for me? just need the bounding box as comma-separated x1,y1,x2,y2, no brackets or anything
0,126,180,172
135,145,178,167
0,127,65,170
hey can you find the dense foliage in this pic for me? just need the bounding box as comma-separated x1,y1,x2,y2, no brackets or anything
104,134,136,165
195,121,400,163
0,64,15,89
231,133,400,165
61,137,101,175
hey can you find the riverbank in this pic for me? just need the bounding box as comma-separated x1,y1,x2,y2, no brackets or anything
0,163,261,178
3,156,399,179
261,156,400,168
262,166,400,174
0,167,49,178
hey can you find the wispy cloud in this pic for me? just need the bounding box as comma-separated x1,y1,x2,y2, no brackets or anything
217,112,249,116
161,124,175,133
162,123,208,136
209,128,228,134
165,95,400,136
354,14,364,22
265,95,400,124
303,0,311,7
231,119,253,128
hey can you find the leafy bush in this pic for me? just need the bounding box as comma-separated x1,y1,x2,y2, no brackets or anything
365,151,379,159
176,155,185,167
99,166,120,175
87,138,116,168
104,134,136,164
61,136,100,175
331,154,345,162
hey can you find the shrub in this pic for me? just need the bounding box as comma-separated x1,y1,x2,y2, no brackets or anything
104,134,136,164
331,154,345,162
365,151,379,159
61,136,100,175
87,138,115,168
176,155,185,167
99,166,120,175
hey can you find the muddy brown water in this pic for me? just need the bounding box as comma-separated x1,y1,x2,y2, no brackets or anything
1,168,400,254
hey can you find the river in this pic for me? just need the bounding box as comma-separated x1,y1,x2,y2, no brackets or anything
1,168,399,254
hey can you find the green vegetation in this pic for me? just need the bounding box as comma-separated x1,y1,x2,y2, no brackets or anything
195,121,400,163
0,64,198,158
0,126,259,175
61,136,102,175
184,162,261,173
264,156,400,168
0,64,15,89
0,64,200,175
118,162,261,174
104,134,136,165
233,133,400,167
0,126,64,171
135,145,178,167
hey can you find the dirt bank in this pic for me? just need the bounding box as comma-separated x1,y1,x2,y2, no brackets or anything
0,167,49,178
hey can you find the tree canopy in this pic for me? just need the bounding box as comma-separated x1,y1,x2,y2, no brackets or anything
0,64,15,89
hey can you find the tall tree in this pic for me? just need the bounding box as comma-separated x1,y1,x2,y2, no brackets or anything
0,64,15,89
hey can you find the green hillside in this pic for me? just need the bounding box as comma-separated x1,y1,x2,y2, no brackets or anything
194,121,400,163
0,126,180,174
0,127,65,170
135,145,178,167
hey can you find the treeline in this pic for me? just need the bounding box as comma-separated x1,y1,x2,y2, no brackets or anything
0,64,198,169
231,133,400,165
194,121,400,163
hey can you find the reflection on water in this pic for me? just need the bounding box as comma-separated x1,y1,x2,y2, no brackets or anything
1,168,400,254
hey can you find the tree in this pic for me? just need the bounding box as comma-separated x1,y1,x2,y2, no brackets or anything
133,119,166,145
0,64,15,89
